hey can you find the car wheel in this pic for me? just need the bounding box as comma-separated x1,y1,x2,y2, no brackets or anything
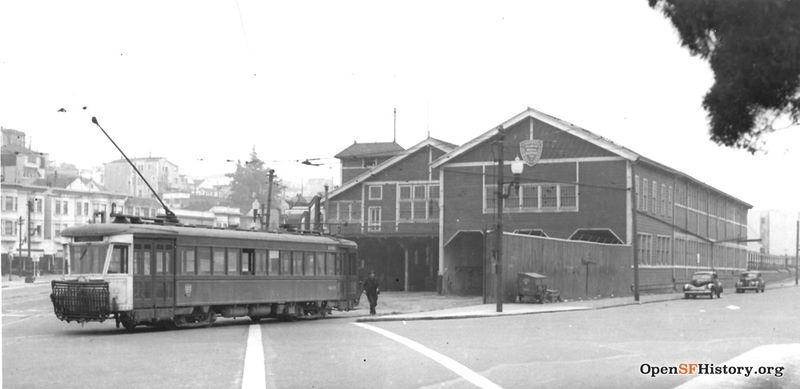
684,293,690,299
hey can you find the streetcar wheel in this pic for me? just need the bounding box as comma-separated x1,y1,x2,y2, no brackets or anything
249,315,261,323
121,316,136,332
206,311,217,328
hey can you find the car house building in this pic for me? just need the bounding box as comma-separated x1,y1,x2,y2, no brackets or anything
326,137,456,291
432,108,751,296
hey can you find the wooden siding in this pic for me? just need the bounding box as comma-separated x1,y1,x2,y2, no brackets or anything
487,233,632,301
447,117,617,166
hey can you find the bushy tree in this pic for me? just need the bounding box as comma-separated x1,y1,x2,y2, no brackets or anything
649,0,800,152
226,151,284,218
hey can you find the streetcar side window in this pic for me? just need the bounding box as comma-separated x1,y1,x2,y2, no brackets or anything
227,248,240,275
304,252,315,276
314,252,324,275
155,244,164,274
349,253,357,275
179,246,196,275
280,250,291,275
212,248,225,275
197,247,211,275
142,244,152,275
108,245,128,274
292,251,304,275
326,253,335,275
246,249,260,275
163,243,173,274
335,253,343,275
268,250,279,275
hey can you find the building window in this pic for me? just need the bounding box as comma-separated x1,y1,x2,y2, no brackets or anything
635,175,641,210
485,183,577,213
642,178,649,211
368,185,382,200
368,206,381,232
3,196,17,212
651,180,657,214
656,235,671,266
638,233,653,266
667,186,673,217
428,185,439,219
2,220,14,236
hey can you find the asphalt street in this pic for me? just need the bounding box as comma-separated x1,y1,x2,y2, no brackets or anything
3,283,799,388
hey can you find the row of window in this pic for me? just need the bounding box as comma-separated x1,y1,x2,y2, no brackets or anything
637,233,747,269
328,201,362,222
635,176,673,218
636,233,672,266
398,184,439,221
1,219,46,237
677,183,745,224
484,183,578,212
128,243,358,277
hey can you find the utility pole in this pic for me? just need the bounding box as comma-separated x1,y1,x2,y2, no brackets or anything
17,216,23,276
265,169,275,232
494,131,505,313
795,219,798,286
631,161,640,302
27,200,33,280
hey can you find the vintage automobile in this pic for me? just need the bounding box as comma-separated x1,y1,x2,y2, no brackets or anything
683,271,723,299
735,271,765,293
516,272,561,303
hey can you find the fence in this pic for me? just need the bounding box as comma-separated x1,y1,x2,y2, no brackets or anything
487,232,633,302
747,251,796,271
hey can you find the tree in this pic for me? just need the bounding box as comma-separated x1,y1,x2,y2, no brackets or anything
648,0,800,152
226,151,284,221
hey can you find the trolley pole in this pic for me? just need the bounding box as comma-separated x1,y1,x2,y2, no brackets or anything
265,169,274,232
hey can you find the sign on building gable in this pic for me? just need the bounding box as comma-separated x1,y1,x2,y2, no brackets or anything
519,139,544,167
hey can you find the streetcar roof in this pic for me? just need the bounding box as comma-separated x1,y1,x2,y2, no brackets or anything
61,223,357,247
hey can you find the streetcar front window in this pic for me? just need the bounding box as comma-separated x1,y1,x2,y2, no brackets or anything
69,244,109,274
107,245,129,274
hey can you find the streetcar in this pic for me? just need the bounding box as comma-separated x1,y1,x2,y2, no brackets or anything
50,214,360,330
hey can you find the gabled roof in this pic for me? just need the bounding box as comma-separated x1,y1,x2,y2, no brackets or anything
334,141,405,159
431,107,752,208
431,107,638,169
329,137,457,199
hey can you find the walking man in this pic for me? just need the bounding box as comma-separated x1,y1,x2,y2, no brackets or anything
363,271,380,315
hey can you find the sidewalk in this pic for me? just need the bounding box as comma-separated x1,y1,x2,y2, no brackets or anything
355,278,800,322
1,274,60,290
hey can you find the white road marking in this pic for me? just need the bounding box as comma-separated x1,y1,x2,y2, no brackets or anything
241,324,266,389
726,305,740,310
354,322,503,389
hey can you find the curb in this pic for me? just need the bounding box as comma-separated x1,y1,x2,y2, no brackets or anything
355,284,800,323
356,306,592,323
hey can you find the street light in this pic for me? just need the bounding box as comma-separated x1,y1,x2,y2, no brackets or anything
493,133,525,313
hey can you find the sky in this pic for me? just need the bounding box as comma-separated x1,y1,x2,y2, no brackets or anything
0,0,797,213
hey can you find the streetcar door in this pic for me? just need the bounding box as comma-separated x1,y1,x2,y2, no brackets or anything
153,241,175,310
133,239,176,313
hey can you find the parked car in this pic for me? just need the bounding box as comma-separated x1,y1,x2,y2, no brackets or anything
683,271,722,299
735,271,765,293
